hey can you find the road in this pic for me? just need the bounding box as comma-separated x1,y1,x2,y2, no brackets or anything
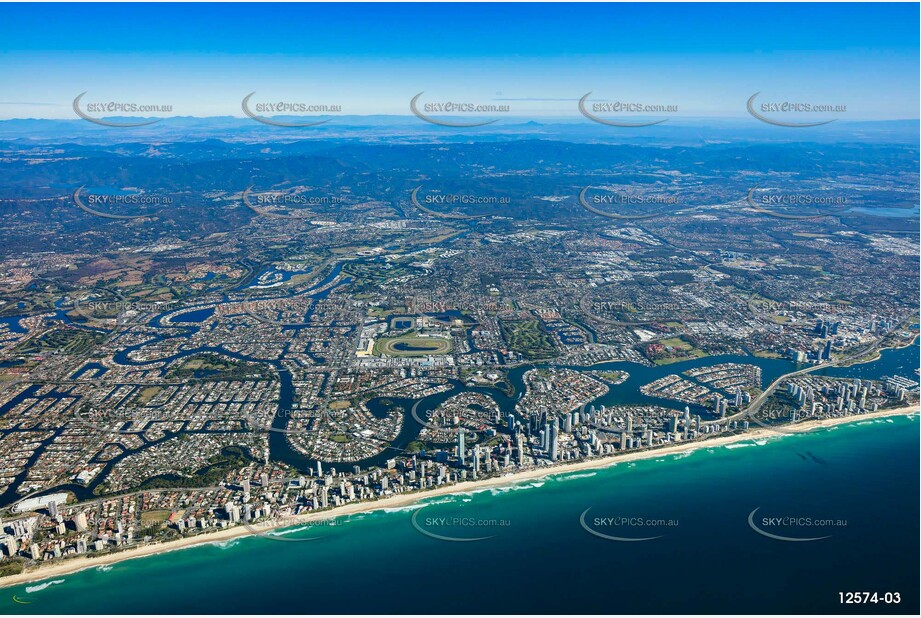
703,334,901,427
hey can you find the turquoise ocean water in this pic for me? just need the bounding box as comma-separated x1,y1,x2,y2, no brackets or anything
1,342,918,614
1,413,917,615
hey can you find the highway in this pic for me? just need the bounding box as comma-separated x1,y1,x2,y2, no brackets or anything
703,334,905,427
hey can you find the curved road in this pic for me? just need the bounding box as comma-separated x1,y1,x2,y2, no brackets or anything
703,333,909,427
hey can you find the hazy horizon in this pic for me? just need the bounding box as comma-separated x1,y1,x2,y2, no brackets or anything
1,3,917,121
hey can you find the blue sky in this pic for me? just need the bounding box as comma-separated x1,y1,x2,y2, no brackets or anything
0,2,917,119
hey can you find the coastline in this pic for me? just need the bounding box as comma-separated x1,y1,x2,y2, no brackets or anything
834,332,919,368
1,404,917,590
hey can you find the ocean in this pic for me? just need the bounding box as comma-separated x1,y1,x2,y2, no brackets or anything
2,413,918,615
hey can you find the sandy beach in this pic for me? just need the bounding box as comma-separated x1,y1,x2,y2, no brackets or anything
1,405,917,589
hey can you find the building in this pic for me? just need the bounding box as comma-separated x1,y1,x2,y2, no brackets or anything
550,419,559,461
458,430,466,466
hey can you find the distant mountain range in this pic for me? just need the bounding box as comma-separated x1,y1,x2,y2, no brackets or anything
0,116,917,146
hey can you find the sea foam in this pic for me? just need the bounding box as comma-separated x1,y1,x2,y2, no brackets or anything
25,579,65,594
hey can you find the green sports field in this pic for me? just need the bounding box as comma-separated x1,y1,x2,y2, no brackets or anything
375,335,452,357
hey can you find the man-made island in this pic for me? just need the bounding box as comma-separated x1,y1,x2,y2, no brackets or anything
1,397,916,589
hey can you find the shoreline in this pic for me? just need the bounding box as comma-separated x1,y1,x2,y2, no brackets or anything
833,332,919,368
1,404,917,590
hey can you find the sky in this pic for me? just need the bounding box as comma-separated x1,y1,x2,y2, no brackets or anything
0,2,918,120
